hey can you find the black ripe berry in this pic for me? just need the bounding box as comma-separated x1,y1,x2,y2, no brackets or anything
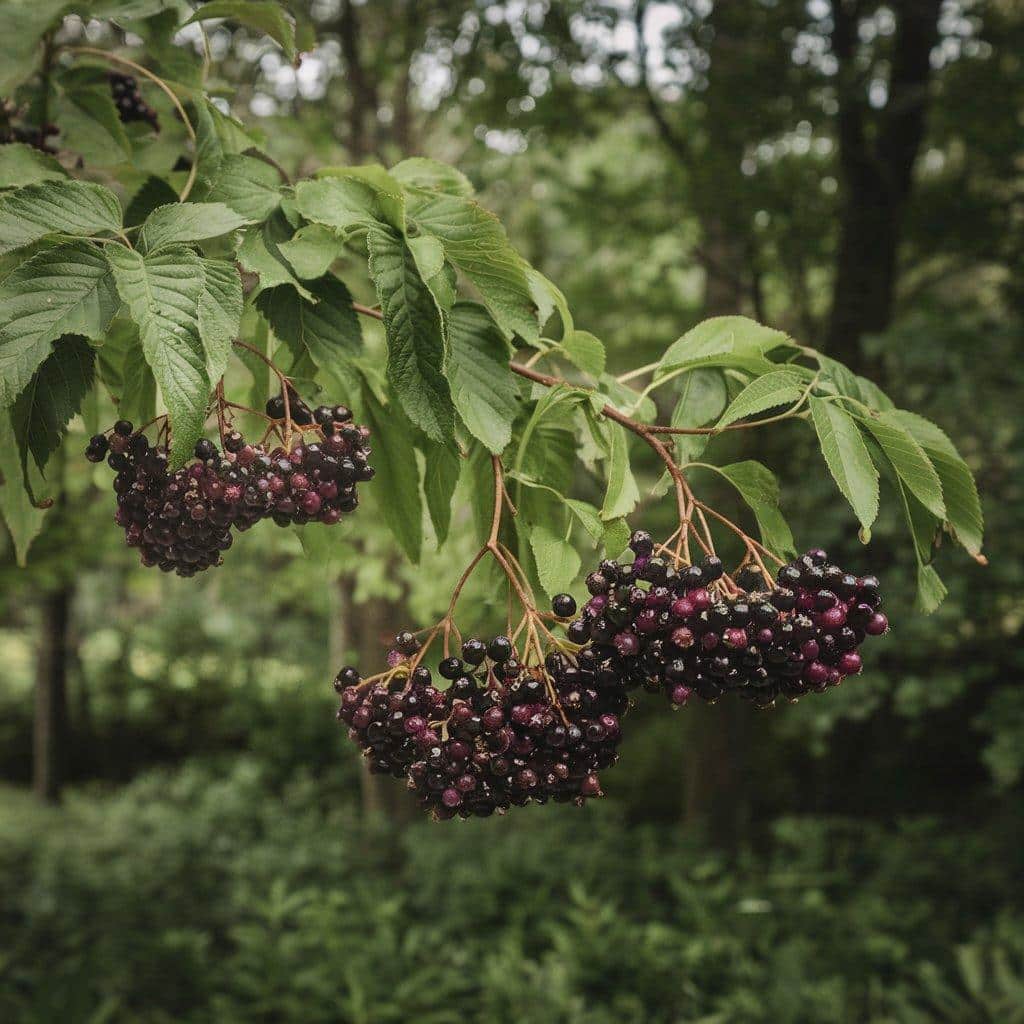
487,636,513,663
551,593,577,617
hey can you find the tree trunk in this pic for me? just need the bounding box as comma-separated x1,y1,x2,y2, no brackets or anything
33,585,71,803
827,0,942,365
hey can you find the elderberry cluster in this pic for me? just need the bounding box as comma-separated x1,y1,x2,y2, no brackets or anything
334,619,628,820
108,72,159,131
86,405,373,576
567,532,888,710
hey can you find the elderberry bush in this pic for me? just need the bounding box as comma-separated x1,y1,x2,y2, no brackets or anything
567,532,888,710
86,405,373,576
334,630,630,820
108,72,159,131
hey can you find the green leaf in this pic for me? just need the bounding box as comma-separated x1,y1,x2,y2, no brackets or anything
0,241,118,408
916,563,947,613
237,212,313,299
314,165,406,230
56,75,132,165
139,202,250,253
0,180,122,255
561,330,606,378
193,97,258,188
0,1,70,95
528,521,581,598
390,158,474,197
817,355,895,411
361,385,421,562
670,366,727,463
0,143,67,188
185,0,296,60
422,440,460,546
206,154,281,221
526,267,573,339
11,336,95,472
809,397,879,532
198,259,242,383
366,228,454,443
601,517,631,557
717,369,804,428
277,224,346,279
105,245,209,468
121,338,157,426
255,275,361,392
0,409,45,565
858,410,946,519
658,316,790,375
406,190,539,343
601,426,640,521
717,461,796,559
447,302,519,454
893,410,984,557
293,176,387,235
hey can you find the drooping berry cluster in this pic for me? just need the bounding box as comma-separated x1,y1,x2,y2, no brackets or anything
108,72,159,131
86,405,373,576
567,533,888,710
334,616,629,820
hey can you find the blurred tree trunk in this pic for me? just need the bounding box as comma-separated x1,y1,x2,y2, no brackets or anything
828,0,941,366
33,584,71,803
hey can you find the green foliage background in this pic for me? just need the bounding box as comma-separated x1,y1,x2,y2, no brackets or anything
1,2,1022,1021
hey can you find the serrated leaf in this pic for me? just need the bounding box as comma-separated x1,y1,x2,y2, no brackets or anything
0,241,118,407
0,408,45,565
565,498,603,541
105,245,209,467
859,410,946,519
599,373,658,422
0,143,67,188
717,369,804,428
561,330,606,378
0,180,122,255
717,461,796,559
390,158,474,197
893,409,984,556
237,213,313,299
255,275,361,392
601,426,639,521
193,97,258,188
447,302,518,454
809,397,879,532
658,316,790,375
293,176,387,235
422,440,460,545
277,224,346,279
528,521,581,598
406,190,538,343
315,165,406,229
361,384,421,562
916,563,947,613
11,336,95,472
206,153,281,221
817,354,895,411
198,259,242,383
139,202,250,253
185,0,296,59
366,227,453,443
670,366,727,464
526,266,573,339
